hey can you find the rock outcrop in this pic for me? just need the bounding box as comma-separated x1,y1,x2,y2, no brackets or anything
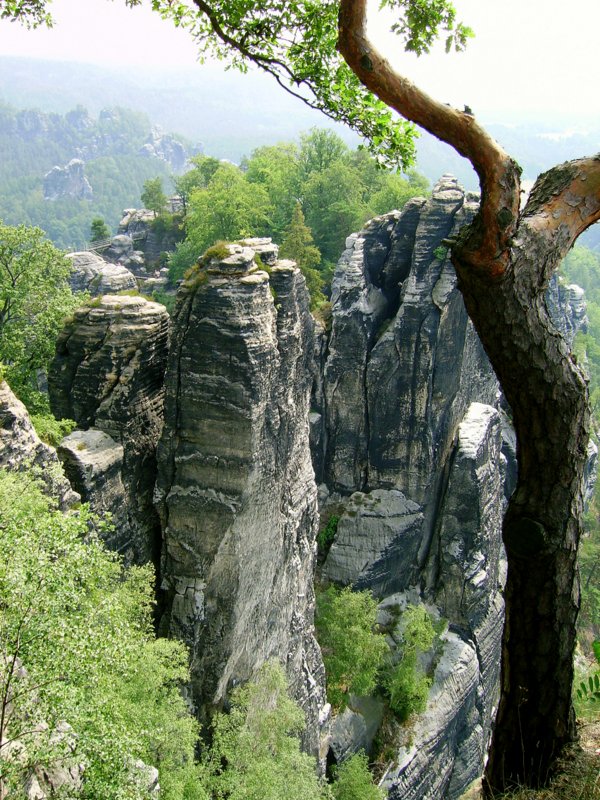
316,177,504,798
155,243,327,757
48,295,169,564
118,208,184,269
43,158,93,201
0,380,79,510
139,126,195,174
66,250,137,295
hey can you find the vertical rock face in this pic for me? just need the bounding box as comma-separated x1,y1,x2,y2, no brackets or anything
318,178,504,799
155,245,326,755
48,295,169,564
0,381,79,510
322,177,497,502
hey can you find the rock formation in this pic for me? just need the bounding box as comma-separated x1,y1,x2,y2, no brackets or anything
315,177,504,798
118,207,184,270
43,158,93,201
66,250,137,295
48,295,169,565
139,126,197,174
154,243,327,757
0,380,79,510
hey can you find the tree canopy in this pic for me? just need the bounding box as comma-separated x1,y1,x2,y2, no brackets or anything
0,220,83,411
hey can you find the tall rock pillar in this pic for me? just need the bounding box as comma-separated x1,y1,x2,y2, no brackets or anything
155,243,327,755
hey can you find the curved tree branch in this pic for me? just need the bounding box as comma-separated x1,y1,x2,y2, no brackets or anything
520,155,600,283
337,0,521,274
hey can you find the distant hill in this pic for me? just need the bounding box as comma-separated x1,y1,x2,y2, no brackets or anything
0,100,199,249
1,56,598,248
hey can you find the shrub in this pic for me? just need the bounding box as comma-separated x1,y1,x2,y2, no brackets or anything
204,661,325,800
331,752,384,800
317,515,339,556
382,605,436,722
315,586,388,710
30,413,77,446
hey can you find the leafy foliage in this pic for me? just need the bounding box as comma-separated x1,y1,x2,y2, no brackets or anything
315,586,388,710
171,129,428,288
280,202,325,308
0,469,202,800
141,176,168,216
0,221,85,410
90,216,111,242
382,605,436,721
331,751,384,800
30,412,77,446
317,514,340,556
203,661,325,800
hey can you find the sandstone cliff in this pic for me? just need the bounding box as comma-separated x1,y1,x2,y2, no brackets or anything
316,177,504,799
154,242,327,757
48,295,169,565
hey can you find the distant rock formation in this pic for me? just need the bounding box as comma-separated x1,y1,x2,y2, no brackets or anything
66,250,137,295
43,158,93,201
0,380,79,510
139,126,199,174
48,295,169,565
154,243,327,758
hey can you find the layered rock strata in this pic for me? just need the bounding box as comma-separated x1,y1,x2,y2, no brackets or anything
317,177,504,798
155,244,327,756
48,295,169,564
66,250,137,295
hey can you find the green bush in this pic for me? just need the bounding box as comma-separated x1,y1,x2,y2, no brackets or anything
0,469,202,800
30,413,77,446
204,661,325,800
317,514,339,555
315,586,388,710
382,605,436,722
331,752,384,800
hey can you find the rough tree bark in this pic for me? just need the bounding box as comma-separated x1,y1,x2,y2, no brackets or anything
338,0,600,791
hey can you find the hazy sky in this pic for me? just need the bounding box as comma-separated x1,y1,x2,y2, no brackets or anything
0,0,598,120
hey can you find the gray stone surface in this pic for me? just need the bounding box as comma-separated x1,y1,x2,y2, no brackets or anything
49,295,169,564
323,489,423,596
66,250,137,295
546,273,587,346
314,179,508,798
155,242,327,757
0,380,79,510
58,429,129,554
43,158,92,200
322,176,497,500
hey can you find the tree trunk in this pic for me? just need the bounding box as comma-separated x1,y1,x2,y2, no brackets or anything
453,213,590,789
337,4,600,783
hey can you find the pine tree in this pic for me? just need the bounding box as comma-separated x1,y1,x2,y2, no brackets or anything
280,202,325,308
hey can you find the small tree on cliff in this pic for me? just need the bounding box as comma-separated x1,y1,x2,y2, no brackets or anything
280,202,325,308
141,176,168,218
14,1,600,792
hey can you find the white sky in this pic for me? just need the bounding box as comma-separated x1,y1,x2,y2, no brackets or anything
0,0,598,120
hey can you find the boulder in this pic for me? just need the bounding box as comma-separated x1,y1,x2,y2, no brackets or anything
66,250,137,295
0,380,79,510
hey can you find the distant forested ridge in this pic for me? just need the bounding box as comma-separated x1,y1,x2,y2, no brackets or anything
0,102,198,249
